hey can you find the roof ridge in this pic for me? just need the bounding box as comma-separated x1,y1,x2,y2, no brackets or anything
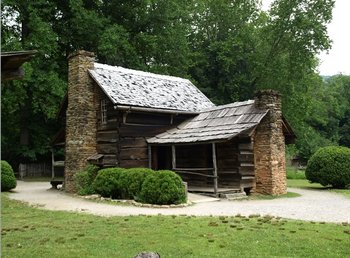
201,99,255,112
93,62,190,83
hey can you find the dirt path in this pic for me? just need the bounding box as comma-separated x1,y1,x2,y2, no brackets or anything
8,181,350,223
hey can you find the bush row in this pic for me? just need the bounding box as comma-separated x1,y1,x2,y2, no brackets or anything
1,160,17,192
75,166,186,205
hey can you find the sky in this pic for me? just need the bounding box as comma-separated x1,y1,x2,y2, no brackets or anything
263,0,350,76
317,0,350,76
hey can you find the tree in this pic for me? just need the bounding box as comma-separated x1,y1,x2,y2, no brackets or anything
1,0,66,165
188,0,261,103
1,0,109,165
0,0,341,164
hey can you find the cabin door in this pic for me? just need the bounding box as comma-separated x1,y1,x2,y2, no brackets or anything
155,146,172,170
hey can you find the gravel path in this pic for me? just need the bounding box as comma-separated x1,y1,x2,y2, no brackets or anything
8,181,350,223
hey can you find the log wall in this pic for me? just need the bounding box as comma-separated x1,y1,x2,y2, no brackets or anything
216,137,255,190
95,96,190,168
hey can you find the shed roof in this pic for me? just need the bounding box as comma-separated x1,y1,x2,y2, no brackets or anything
147,100,268,144
1,50,37,81
88,63,215,112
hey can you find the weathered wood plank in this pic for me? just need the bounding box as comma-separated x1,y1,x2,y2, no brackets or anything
239,166,255,176
238,142,253,151
97,131,119,143
97,143,118,154
212,143,218,196
174,168,214,171
125,112,171,125
175,170,217,178
102,154,118,166
119,159,148,168
119,137,147,148
119,124,173,137
238,153,254,162
148,145,152,168
172,145,176,169
99,121,119,131
120,147,148,160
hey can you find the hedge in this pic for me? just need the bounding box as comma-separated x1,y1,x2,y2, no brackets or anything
92,167,186,205
122,168,154,200
305,146,350,188
92,167,127,198
139,170,186,205
1,160,17,192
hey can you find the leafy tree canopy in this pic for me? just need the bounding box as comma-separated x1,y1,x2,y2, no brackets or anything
2,0,346,167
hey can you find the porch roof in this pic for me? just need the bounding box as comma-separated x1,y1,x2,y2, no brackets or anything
147,100,268,144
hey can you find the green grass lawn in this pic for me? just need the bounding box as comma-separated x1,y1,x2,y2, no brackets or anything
286,168,350,198
288,179,350,198
2,194,350,258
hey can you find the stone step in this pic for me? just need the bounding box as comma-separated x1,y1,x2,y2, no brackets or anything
220,192,247,200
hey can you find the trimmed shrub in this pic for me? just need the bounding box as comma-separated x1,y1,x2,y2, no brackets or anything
305,146,350,188
1,160,17,192
92,168,127,198
139,170,186,205
123,168,155,200
74,165,99,195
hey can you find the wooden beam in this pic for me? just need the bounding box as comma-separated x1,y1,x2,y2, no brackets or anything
172,145,176,169
51,149,55,179
175,170,218,178
212,143,218,197
148,145,152,169
173,167,214,171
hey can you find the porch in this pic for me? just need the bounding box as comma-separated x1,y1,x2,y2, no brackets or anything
148,138,255,197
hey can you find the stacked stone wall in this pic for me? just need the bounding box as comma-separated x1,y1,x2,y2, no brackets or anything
64,50,97,192
253,90,287,195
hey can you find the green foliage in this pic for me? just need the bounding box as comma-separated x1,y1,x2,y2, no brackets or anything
1,0,345,165
1,160,17,192
123,168,155,200
139,170,186,205
305,146,350,188
92,168,186,204
74,165,99,195
92,168,127,198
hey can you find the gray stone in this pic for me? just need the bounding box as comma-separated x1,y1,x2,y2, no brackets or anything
134,252,160,258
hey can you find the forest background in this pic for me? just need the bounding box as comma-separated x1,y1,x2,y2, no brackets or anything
1,0,349,168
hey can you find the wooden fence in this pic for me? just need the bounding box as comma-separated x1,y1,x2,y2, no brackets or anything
18,162,52,178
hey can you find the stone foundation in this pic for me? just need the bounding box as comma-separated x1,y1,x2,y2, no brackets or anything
253,90,287,195
64,50,97,193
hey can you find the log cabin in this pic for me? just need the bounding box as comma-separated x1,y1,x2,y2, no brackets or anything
56,50,295,196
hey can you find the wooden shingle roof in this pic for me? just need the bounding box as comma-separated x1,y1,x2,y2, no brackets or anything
147,100,268,144
88,63,215,112
1,50,37,81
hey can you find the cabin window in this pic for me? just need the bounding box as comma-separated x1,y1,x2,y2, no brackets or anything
101,99,107,124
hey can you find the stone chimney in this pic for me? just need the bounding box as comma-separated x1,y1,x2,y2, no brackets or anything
64,50,97,192
253,90,287,195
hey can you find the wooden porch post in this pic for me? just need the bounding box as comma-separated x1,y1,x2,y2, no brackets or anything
212,143,218,197
148,145,152,169
172,145,176,169
51,148,55,179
